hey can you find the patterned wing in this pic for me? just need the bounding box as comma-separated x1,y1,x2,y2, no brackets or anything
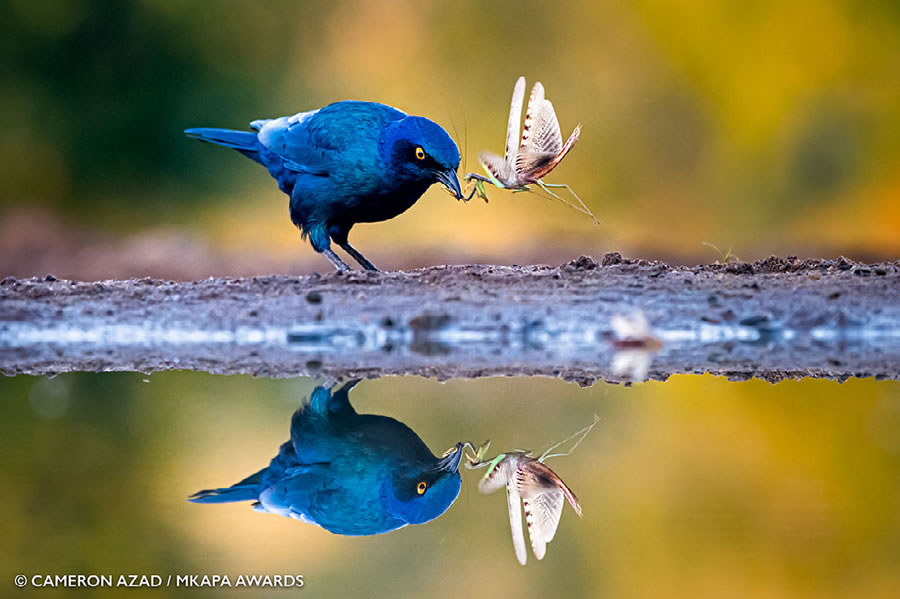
479,454,527,565
519,81,545,150
505,77,526,166
522,488,564,560
525,99,563,155
507,469,528,565
478,150,515,188
477,454,515,494
519,125,581,183
516,458,582,559
513,151,557,183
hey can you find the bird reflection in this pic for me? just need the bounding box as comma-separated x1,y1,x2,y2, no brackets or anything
189,380,463,536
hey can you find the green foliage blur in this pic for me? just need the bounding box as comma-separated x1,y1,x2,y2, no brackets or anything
2,0,899,267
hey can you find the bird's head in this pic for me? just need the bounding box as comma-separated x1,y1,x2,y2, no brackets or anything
383,116,463,199
385,442,463,525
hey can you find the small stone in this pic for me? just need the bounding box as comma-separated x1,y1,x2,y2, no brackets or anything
601,252,623,266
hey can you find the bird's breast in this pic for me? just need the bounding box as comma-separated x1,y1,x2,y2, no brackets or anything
344,179,432,224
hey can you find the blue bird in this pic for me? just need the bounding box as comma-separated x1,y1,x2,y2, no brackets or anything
186,101,464,271
189,380,464,536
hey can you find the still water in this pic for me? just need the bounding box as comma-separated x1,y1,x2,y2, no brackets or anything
2,370,898,598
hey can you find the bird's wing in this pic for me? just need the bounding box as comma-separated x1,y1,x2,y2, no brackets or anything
254,110,330,176
507,475,528,565
251,109,318,133
256,102,407,176
504,77,526,165
303,471,406,536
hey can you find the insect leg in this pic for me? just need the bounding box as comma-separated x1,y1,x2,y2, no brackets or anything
536,180,600,224
539,415,602,462
462,173,494,202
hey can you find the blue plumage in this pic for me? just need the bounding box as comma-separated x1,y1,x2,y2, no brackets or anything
189,381,464,536
186,100,463,270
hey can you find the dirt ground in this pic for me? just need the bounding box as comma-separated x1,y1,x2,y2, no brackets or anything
1,254,899,385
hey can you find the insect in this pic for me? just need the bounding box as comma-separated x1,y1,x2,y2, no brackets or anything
463,76,598,222
465,416,599,565
610,311,663,381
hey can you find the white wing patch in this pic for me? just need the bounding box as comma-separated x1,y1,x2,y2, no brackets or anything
505,77,526,165
479,151,515,187
253,109,320,151
526,100,563,155
522,487,565,561
477,454,515,494
507,474,528,565
520,81,545,150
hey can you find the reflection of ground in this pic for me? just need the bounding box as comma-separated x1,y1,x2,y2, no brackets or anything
2,254,898,385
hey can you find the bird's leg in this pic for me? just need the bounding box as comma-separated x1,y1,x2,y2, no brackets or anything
336,240,379,271
321,248,351,271
308,225,352,271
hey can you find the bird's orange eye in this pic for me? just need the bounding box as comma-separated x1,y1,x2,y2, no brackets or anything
416,481,427,495
415,147,426,160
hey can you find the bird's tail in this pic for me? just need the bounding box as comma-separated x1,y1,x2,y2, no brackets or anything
187,467,265,504
307,379,362,418
184,127,262,163
185,127,257,150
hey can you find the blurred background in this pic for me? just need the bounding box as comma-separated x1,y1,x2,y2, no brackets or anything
2,2,899,598
1,0,898,278
2,373,899,598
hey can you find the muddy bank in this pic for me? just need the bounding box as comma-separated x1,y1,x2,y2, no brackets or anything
1,254,899,385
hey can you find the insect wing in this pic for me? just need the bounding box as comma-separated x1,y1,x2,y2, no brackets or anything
524,125,581,183
478,454,528,565
514,151,557,181
478,453,514,494
518,458,583,560
478,151,514,187
522,487,564,560
505,77,526,166
507,466,528,565
524,99,563,156
520,81,545,150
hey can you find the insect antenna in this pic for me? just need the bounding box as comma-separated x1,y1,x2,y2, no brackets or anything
539,414,601,462
447,112,462,166
463,114,470,176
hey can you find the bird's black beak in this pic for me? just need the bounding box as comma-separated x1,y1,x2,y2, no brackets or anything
438,442,464,473
436,169,463,200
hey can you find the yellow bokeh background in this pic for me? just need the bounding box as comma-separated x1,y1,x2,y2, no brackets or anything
2,0,898,274
2,373,898,598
